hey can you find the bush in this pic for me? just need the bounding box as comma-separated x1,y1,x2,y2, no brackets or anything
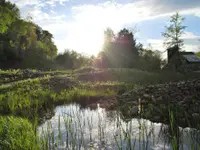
0,116,39,150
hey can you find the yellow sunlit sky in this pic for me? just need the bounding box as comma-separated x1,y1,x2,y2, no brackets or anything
9,0,200,56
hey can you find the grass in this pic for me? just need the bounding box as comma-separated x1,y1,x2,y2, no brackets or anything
0,69,73,85
0,75,119,120
0,116,39,150
0,68,200,149
77,68,200,85
1,107,199,150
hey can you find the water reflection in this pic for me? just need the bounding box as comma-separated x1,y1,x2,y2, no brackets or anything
38,104,200,150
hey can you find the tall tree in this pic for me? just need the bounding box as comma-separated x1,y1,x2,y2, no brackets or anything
162,12,186,50
0,1,20,34
104,27,114,43
8,20,37,58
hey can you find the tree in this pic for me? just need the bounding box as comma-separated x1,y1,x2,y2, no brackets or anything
0,1,20,34
8,20,37,59
139,49,162,71
196,52,200,57
100,28,141,68
104,27,114,43
162,12,186,50
56,50,91,69
0,1,58,69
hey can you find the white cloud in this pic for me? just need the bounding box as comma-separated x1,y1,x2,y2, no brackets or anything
183,44,199,52
181,8,200,17
8,0,42,8
181,32,200,40
146,39,165,51
147,32,200,59
72,0,200,26
7,0,200,55
49,0,69,5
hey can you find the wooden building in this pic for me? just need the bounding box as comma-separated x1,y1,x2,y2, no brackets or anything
166,46,200,71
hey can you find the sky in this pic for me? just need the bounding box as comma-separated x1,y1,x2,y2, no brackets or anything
8,0,200,56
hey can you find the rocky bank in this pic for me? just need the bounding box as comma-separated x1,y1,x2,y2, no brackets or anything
118,79,200,128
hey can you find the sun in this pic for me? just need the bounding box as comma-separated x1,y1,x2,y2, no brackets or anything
69,28,104,56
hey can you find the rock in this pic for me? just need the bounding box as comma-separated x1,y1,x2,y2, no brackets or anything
117,79,200,128
177,101,185,106
117,89,126,95
153,116,160,121
143,94,151,98
192,113,200,120
130,106,139,116
152,98,157,103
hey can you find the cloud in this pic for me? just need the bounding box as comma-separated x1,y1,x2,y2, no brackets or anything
72,0,200,26
182,32,200,40
147,31,200,59
7,0,200,54
146,39,165,51
8,0,70,8
183,44,199,53
8,0,41,7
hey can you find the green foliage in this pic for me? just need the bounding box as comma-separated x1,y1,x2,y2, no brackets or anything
100,28,139,68
138,49,163,71
0,75,117,117
0,116,39,150
196,52,200,57
104,27,115,43
0,1,57,69
99,28,162,70
77,68,200,85
56,49,93,69
0,1,20,34
162,12,186,50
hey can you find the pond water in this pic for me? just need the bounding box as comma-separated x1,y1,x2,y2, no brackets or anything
38,104,200,150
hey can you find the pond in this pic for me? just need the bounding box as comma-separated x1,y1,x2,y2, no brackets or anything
38,103,200,150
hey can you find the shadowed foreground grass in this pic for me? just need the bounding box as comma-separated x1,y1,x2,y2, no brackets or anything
0,116,39,150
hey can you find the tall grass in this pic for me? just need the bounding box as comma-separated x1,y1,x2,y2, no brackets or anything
38,104,200,150
1,69,200,149
0,76,118,120
0,116,39,150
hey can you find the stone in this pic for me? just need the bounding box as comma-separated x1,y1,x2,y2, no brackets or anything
177,101,185,106
153,116,160,121
117,89,126,95
117,79,200,128
143,94,151,99
130,106,139,116
192,113,200,120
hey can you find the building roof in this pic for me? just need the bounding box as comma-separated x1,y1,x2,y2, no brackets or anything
180,52,200,63
180,52,195,55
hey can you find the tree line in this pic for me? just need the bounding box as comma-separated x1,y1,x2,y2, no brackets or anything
1,0,199,70
0,1,58,69
94,28,163,71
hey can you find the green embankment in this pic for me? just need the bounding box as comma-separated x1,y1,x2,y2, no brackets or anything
0,68,200,149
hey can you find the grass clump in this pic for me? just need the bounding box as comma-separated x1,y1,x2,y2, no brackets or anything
77,68,200,85
0,76,117,119
0,116,39,150
74,66,100,74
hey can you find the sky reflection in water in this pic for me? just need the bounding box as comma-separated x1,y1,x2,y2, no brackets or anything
38,104,200,150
